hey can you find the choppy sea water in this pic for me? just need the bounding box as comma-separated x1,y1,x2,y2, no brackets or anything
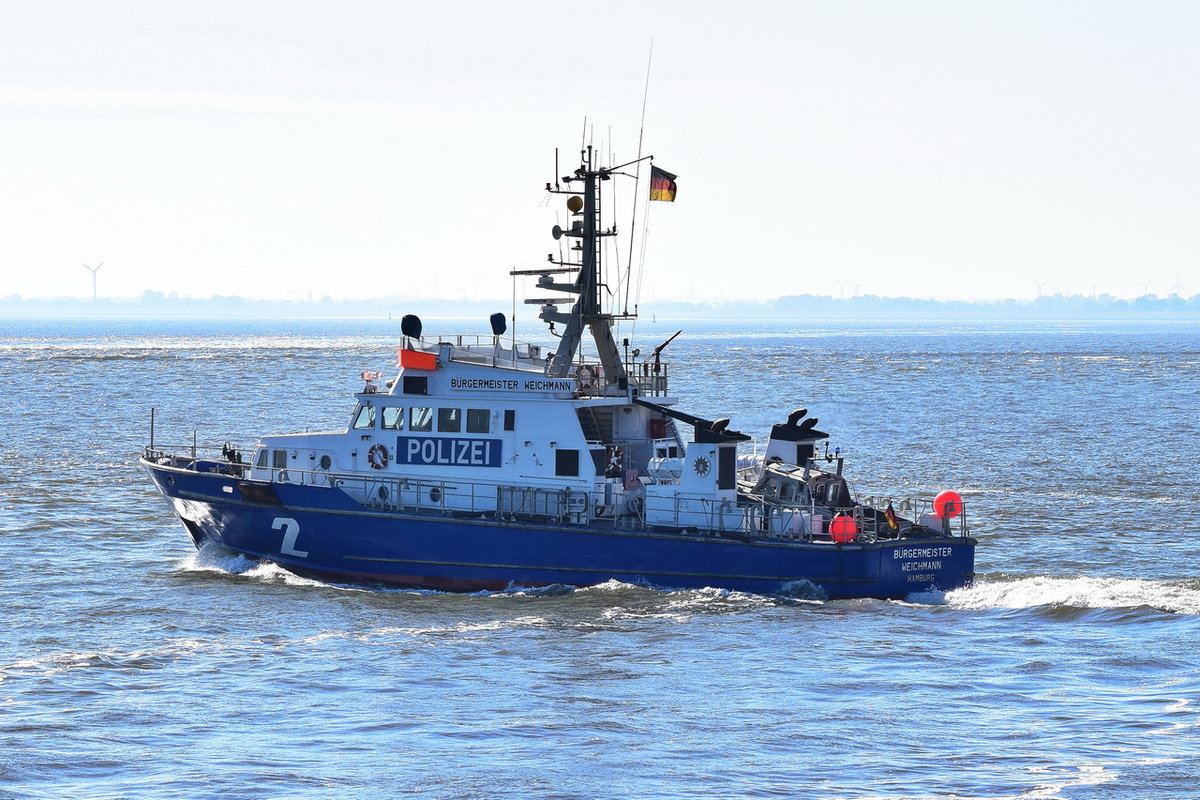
1,315,1198,800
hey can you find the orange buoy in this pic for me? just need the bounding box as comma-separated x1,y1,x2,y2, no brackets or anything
934,490,963,518
829,514,858,543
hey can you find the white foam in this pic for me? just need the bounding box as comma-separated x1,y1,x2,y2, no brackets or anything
1019,763,1119,799
0,638,213,681
175,541,259,575
946,576,1200,615
576,578,653,593
241,561,335,588
357,616,555,638
664,585,777,611
175,543,357,590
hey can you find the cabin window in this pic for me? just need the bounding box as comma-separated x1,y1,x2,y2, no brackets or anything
466,409,490,434
555,449,580,477
352,405,376,430
503,409,516,431
780,480,797,503
437,408,462,432
272,449,288,469
382,406,404,430
410,407,433,432
402,376,428,395
255,449,268,468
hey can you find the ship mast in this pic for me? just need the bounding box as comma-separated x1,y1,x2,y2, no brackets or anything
516,146,644,385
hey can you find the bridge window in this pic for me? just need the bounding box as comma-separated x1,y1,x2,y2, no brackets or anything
504,409,516,431
382,406,404,430
352,405,376,430
410,406,433,432
272,449,288,468
467,409,490,433
402,376,428,395
437,408,462,432
555,449,580,477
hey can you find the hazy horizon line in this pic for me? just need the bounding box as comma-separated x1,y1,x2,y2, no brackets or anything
3,289,1199,323
3,289,1198,306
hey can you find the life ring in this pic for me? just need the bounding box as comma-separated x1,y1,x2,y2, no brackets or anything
367,443,389,470
606,445,624,477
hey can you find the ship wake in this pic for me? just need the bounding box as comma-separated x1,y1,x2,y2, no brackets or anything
941,575,1200,616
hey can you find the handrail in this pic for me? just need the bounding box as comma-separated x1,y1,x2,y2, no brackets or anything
143,445,968,542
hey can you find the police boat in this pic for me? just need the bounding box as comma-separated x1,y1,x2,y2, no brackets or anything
141,145,976,599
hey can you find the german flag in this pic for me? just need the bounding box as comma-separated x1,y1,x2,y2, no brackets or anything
885,503,900,531
649,165,677,202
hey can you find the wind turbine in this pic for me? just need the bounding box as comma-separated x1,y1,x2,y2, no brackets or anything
1168,273,1186,297
83,261,104,300
1136,279,1152,298
1032,279,1048,298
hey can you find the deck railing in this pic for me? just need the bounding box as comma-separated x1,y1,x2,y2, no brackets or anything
143,445,969,543
408,334,673,399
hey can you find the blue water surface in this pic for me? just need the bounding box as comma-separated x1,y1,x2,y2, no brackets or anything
0,315,1197,799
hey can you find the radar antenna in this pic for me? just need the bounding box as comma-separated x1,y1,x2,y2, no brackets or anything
515,146,651,386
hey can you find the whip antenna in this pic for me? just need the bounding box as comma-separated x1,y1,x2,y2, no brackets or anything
625,41,653,317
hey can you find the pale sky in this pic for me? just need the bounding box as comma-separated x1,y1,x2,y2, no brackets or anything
2,0,1198,303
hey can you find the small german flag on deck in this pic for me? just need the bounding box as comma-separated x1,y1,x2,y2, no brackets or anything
649,165,678,202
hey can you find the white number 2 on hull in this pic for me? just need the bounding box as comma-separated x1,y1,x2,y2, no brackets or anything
272,517,308,558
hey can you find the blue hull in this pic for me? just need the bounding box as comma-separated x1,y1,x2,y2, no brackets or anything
144,461,976,600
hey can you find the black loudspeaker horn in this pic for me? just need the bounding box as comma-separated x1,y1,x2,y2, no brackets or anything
401,314,422,340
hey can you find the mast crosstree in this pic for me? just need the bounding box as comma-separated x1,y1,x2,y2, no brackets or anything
514,146,644,385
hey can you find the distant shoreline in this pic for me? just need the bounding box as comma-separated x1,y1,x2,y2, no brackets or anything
1,292,1197,321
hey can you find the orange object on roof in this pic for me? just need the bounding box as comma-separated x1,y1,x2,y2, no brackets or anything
398,349,438,370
